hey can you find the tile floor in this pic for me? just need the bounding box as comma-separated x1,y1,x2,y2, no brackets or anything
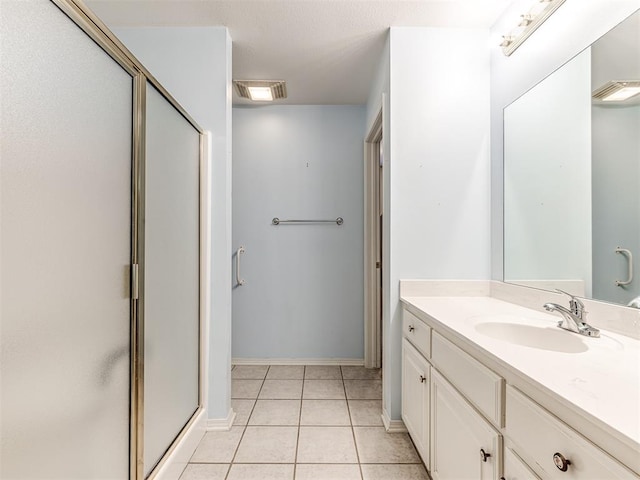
180,365,430,480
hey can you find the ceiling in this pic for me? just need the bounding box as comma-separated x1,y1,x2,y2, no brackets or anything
86,0,514,105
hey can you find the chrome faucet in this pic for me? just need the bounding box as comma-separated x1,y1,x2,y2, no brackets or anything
543,289,600,338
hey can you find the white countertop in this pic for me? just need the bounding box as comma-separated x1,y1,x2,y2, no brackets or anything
401,295,640,452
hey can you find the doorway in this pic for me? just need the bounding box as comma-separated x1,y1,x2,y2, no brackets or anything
364,108,383,368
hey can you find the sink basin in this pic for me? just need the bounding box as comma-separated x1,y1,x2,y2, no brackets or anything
474,321,588,353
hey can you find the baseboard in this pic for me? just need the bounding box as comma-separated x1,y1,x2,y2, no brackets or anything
381,408,407,433
232,358,364,366
153,409,206,480
206,408,236,431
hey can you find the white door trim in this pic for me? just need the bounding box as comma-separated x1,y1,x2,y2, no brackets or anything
364,107,383,369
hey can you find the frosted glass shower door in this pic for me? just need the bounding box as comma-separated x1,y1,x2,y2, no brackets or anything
143,84,201,476
0,0,133,478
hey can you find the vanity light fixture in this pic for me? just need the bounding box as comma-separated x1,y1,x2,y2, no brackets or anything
501,0,566,56
593,81,640,102
233,80,287,102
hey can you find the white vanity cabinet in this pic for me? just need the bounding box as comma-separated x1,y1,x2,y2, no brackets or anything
401,338,430,465
401,309,503,478
430,369,503,480
400,300,640,480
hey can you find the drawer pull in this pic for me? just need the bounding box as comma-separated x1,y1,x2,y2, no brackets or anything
408,325,415,332
480,448,491,462
553,452,571,472
419,375,426,383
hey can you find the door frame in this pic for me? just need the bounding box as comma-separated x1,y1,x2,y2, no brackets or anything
364,107,383,368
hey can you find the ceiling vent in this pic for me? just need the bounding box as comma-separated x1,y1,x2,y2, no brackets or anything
233,80,287,101
592,81,640,102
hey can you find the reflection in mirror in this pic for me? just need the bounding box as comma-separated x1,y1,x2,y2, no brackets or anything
504,9,640,308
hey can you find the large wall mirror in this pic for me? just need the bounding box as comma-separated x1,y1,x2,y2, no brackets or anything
504,9,640,308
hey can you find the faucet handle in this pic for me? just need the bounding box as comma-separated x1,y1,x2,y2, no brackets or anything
555,289,586,318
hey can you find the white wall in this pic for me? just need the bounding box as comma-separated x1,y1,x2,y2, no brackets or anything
368,27,491,422
366,34,389,131
112,27,233,420
504,49,592,293
591,9,640,88
490,0,640,280
232,105,366,360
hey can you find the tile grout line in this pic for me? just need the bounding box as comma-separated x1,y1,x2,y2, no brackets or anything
293,365,306,479
224,365,270,480
342,366,365,480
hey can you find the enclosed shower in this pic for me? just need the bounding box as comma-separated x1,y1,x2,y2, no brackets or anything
1,0,204,478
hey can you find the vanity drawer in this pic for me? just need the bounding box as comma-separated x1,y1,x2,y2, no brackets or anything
403,309,431,358
431,331,504,427
506,385,637,479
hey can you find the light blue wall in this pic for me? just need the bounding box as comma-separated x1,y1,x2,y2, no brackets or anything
112,26,234,420
232,105,366,360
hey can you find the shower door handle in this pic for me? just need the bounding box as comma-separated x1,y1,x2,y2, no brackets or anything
236,246,246,286
615,247,633,286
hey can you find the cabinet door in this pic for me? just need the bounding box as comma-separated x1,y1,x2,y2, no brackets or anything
431,369,502,480
402,339,430,466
